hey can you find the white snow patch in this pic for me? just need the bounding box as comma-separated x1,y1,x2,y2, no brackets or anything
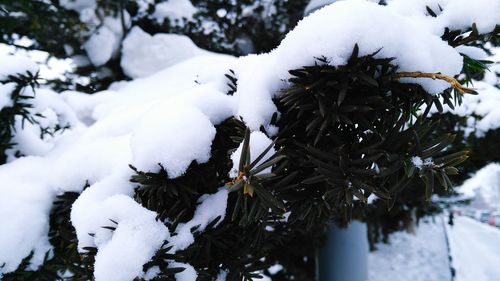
60,0,96,12
230,131,276,178
171,262,198,281
92,195,169,281
130,105,216,176
121,27,204,78
84,27,119,66
0,83,15,109
446,216,500,281
438,81,500,137
458,163,500,210
0,54,39,80
369,217,451,281
170,188,228,252
455,46,489,60
153,0,198,25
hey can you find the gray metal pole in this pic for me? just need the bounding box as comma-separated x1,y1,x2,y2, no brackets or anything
317,220,369,281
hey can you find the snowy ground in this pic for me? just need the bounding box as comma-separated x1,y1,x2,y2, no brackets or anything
368,217,452,281
370,215,500,281
447,216,500,281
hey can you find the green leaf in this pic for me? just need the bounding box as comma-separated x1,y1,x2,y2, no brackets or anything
250,155,286,176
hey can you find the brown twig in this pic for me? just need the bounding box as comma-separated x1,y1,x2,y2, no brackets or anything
394,71,476,94
226,171,245,187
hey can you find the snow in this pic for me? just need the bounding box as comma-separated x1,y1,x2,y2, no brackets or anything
170,188,228,252
304,0,338,15
76,7,130,67
277,0,465,95
434,0,500,34
92,195,169,281
0,83,15,109
170,262,198,281
387,0,500,34
229,131,276,178
121,27,204,79
6,88,81,159
0,54,39,80
0,43,73,80
0,157,54,273
59,0,96,12
84,27,118,67
411,156,424,167
153,0,198,25
1,0,499,278
144,266,161,280
369,217,452,281
458,163,500,210
411,156,434,169
441,81,500,137
455,46,489,60
446,216,500,281
131,105,216,175
370,216,500,281
432,47,500,137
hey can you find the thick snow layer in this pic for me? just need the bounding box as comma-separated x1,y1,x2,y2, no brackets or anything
230,0,499,129
131,105,216,176
274,0,465,95
121,27,204,78
91,195,169,281
0,54,39,80
459,163,500,210
446,216,500,281
369,218,452,281
1,0,499,278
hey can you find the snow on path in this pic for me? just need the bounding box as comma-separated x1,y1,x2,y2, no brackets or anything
447,216,500,281
369,218,452,281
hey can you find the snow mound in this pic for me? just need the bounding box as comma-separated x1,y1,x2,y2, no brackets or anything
459,163,500,210
121,27,204,79
83,15,128,67
0,54,39,80
130,104,216,176
153,0,197,25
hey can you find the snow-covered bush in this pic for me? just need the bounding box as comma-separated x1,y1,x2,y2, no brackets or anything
0,55,78,164
0,0,309,91
0,0,499,280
